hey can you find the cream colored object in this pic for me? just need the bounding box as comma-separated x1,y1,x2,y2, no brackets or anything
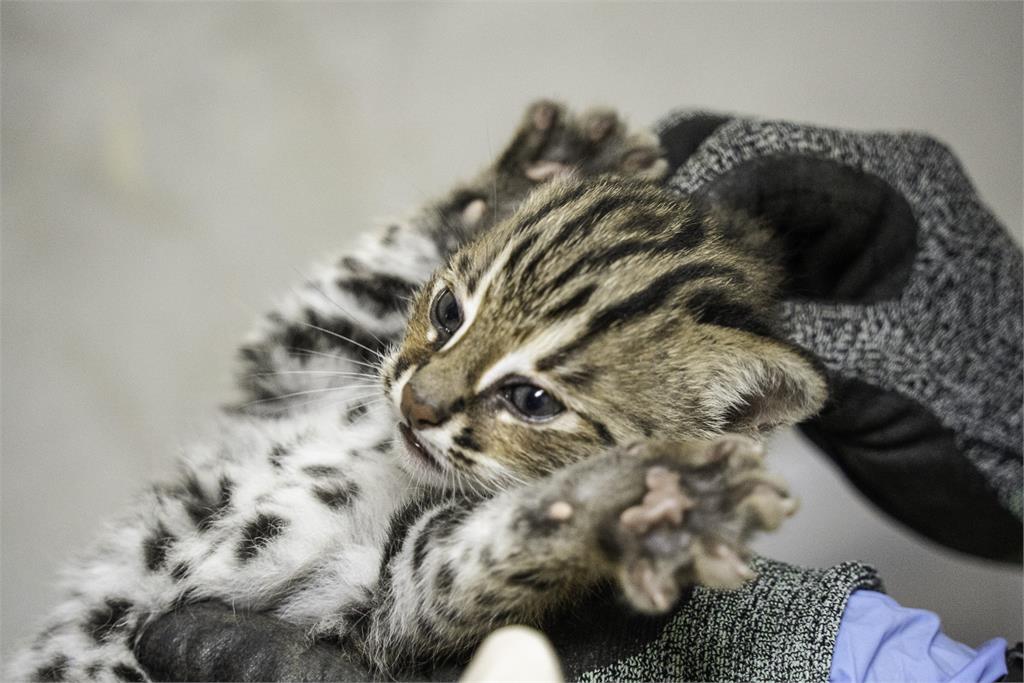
460,626,565,682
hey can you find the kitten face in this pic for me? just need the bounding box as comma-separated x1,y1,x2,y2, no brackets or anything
382,177,827,490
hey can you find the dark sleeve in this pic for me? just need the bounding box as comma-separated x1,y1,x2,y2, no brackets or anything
135,602,373,682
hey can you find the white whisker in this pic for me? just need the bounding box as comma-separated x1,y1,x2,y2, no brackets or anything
242,384,382,408
291,267,388,347
248,370,378,380
285,347,384,371
295,321,387,361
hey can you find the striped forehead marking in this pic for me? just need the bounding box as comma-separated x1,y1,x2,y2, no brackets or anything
438,239,514,353
474,318,586,393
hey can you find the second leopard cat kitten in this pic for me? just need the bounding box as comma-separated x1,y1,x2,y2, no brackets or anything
9,102,826,681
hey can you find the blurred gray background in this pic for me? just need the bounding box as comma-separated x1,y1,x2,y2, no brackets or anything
3,1,1022,664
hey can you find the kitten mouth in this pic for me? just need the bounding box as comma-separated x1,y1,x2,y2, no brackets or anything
399,423,441,470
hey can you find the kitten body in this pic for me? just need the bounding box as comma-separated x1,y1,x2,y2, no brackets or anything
8,102,824,681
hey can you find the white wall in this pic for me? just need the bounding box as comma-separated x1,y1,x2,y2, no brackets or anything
3,1,1021,663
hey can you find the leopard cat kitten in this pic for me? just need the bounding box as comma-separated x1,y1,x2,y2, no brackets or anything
8,102,826,681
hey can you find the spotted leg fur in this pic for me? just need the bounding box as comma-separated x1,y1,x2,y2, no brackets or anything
356,435,795,673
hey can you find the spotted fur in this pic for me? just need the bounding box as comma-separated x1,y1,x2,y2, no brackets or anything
8,101,823,681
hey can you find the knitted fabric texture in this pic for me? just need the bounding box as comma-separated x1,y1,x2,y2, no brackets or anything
656,111,1023,524
576,558,881,682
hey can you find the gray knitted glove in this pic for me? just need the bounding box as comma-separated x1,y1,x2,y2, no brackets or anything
656,111,1022,561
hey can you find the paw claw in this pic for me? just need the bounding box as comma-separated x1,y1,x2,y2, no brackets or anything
622,559,678,614
693,541,755,590
461,199,487,227
547,500,574,521
709,434,763,461
525,160,571,181
738,485,798,531
620,466,694,534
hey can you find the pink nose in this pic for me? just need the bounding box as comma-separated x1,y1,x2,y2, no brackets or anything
401,383,448,429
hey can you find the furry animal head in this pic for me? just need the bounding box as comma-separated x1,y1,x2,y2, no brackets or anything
382,176,826,490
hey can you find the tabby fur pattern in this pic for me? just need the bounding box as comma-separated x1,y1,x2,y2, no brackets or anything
7,101,826,681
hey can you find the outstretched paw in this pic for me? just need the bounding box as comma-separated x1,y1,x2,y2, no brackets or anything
497,100,668,184
609,436,796,613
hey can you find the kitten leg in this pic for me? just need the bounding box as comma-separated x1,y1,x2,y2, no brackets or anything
353,435,792,675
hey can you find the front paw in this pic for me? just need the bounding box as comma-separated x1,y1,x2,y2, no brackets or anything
497,100,668,183
606,436,796,613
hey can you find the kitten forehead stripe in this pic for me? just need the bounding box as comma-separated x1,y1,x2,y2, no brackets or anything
543,284,597,321
537,260,743,370
540,221,707,299
532,189,659,259
511,181,592,235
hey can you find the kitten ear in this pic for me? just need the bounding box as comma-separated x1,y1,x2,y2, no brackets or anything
692,329,828,434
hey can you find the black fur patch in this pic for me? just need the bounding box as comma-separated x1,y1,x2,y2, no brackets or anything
391,356,410,384
182,475,233,532
336,272,415,317
687,287,774,337
381,224,401,246
84,598,133,643
544,284,596,321
379,497,438,576
435,563,456,594
84,663,104,678
634,415,657,438
34,654,69,681
504,233,540,274
314,482,360,510
415,614,442,644
281,309,389,367
448,449,476,469
337,590,374,645
580,414,616,446
346,402,369,422
269,444,289,467
587,261,740,337
596,523,624,562
143,523,176,572
453,427,481,452
411,508,447,572
303,464,343,478
413,505,470,573
506,568,557,591
474,590,502,608
339,256,364,272
236,514,288,561
111,663,145,682
170,561,190,582
558,366,596,388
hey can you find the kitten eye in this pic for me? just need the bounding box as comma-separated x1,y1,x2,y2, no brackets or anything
431,288,463,339
501,384,564,421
